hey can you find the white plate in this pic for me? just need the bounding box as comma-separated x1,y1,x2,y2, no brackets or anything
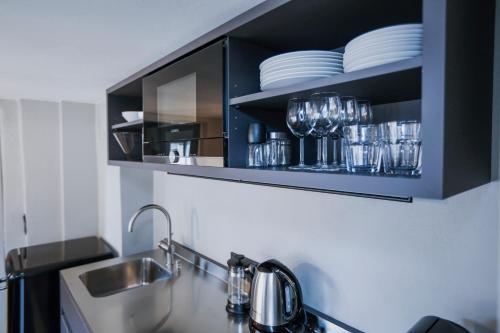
261,74,336,90
261,72,343,85
262,62,343,76
260,51,343,68
261,65,343,77
346,33,422,53
346,38,422,54
261,61,343,74
344,50,422,67
345,44,422,62
344,56,417,73
346,24,422,49
261,70,343,85
347,30,424,45
261,56,343,71
261,57,343,71
260,51,343,69
353,23,422,38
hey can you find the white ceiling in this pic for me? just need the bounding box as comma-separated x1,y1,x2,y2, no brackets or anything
0,0,264,103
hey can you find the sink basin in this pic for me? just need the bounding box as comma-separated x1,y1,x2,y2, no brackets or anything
79,257,171,297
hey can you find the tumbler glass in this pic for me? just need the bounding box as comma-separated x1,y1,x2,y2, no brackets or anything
379,120,421,176
247,143,268,168
343,124,382,173
337,96,360,170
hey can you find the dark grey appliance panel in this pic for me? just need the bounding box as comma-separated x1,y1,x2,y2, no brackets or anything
143,40,225,166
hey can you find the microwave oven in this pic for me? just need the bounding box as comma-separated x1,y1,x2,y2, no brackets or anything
143,40,225,166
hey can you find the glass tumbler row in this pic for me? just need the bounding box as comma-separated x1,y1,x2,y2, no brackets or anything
379,121,421,176
343,121,422,175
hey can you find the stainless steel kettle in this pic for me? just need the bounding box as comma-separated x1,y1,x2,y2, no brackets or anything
250,259,303,331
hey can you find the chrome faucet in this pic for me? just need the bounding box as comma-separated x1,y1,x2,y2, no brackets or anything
128,204,175,267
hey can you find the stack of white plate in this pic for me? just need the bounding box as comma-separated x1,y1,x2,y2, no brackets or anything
343,24,422,73
259,51,343,91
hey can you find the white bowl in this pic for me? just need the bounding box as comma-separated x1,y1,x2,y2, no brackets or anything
122,111,143,122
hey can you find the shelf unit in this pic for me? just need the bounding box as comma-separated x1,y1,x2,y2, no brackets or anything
111,119,143,131
229,57,422,108
106,0,495,199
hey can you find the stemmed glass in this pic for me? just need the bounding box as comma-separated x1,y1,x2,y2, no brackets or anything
286,98,315,170
357,100,373,125
311,92,341,171
311,129,323,168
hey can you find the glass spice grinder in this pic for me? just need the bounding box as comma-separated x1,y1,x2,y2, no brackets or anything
226,252,253,315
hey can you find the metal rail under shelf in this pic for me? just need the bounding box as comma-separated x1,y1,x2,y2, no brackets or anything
108,160,413,202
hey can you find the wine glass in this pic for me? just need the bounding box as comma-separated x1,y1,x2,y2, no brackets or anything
286,98,315,170
340,96,360,126
311,92,341,171
357,100,373,125
311,129,323,168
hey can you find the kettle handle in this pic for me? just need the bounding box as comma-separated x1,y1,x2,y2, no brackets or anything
276,269,299,321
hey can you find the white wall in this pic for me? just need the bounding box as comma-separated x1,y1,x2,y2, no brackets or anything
0,100,27,252
0,99,99,248
61,101,99,239
95,102,122,254
151,174,498,333
20,100,63,245
0,106,6,333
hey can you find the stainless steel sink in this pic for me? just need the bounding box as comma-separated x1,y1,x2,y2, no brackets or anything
79,257,171,297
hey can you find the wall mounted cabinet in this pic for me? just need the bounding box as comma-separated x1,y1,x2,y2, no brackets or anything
107,0,495,200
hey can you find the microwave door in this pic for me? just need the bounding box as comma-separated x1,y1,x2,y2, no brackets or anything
143,40,225,166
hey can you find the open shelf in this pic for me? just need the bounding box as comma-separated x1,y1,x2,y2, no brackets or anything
111,119,143,131
230,57,422,109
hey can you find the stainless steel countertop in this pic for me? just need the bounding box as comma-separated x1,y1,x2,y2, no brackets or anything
60,243,356,333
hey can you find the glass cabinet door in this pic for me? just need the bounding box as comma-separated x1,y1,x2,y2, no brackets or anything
143,40,225,166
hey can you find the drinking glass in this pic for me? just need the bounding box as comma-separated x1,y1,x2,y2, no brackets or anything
340,96,360,126
379,120,421,176
311,92,341,171
286,98,315,170
336,96,360,170
357,100,373,125
343,124,382,173
247,143,268,168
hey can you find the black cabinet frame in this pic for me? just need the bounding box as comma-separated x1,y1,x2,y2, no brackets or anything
106,0,495,200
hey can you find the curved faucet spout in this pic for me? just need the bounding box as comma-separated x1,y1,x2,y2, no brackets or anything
128,204,174,254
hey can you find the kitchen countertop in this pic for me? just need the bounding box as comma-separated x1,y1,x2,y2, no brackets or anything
60,242,358,333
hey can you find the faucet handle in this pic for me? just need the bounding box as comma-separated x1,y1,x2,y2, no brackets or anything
159,238,175,253
158,239,170,252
